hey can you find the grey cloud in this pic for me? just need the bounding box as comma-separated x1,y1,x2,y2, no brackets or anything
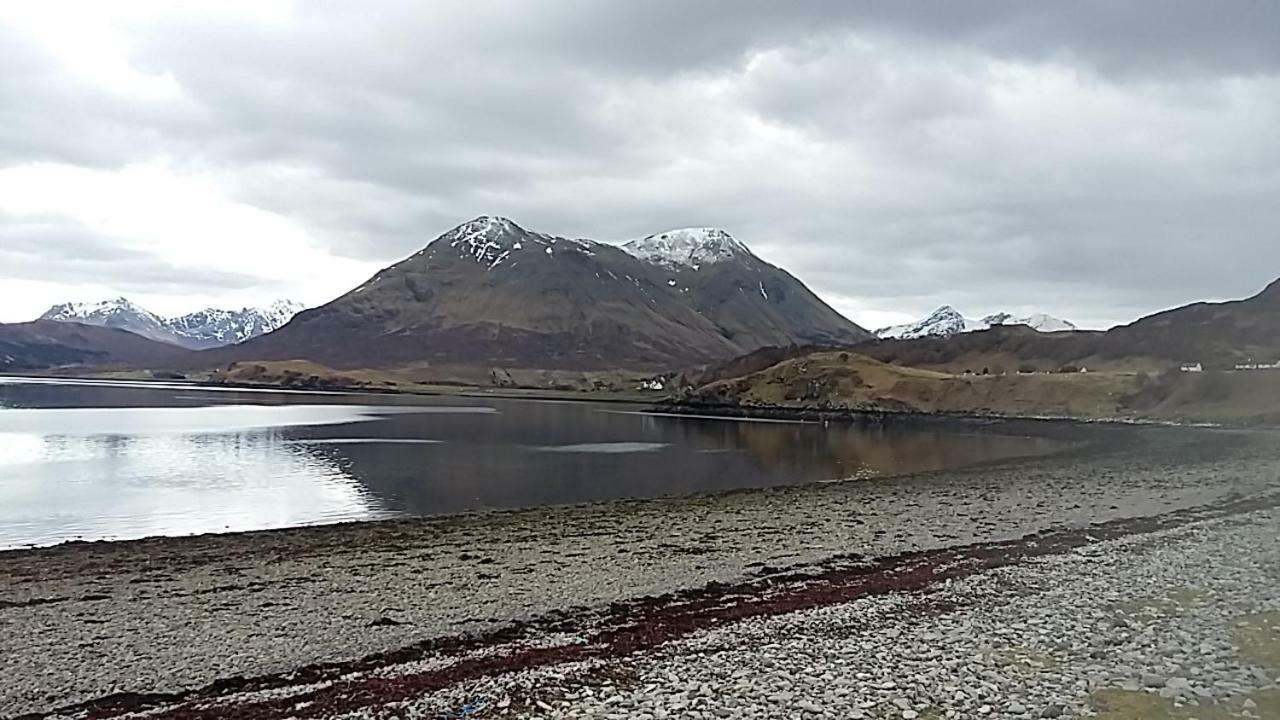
2,3,1278,327
0,217,263,298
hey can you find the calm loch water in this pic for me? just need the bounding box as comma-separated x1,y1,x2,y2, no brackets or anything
0,377,1067,549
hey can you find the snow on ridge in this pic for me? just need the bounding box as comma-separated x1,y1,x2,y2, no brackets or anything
876,306,1077,339
168,299,306,344
875,306,976,340
41,297,305,347
981,312,1078,333
430,217,750,271
437,215,601,269
41,297,164,325
621,227,749,270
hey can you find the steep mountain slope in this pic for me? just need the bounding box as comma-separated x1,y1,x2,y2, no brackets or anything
623,228,870,349
0,321,191,372
875,306,1076,339
39,298,304,350
211,217,868,371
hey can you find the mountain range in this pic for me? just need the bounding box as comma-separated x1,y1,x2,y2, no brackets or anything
200,217,870,370
875,306,1077,339
3,215,1276,381
862,278,1280,373
38,298,304,350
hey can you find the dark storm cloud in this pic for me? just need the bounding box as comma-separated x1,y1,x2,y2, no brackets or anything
2,1,1278,327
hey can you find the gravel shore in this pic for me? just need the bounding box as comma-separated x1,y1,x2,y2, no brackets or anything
344,504,1280,720
2,424,1278,718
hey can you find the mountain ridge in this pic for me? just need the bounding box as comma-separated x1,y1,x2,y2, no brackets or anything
39,298,304,350
198,216,870,371
875,305,1077,339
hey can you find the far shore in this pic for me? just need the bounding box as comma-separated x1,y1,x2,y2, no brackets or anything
9,368,1273,431
0,369,664,405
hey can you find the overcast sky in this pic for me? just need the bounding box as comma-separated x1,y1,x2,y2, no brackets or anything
2,1,1278,329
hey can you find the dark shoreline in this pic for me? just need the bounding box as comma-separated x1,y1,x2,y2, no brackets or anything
0,371,662,406
12,371,1268,430
647,398,1243,429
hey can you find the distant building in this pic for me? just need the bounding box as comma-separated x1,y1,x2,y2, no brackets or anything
1180,363,1203,373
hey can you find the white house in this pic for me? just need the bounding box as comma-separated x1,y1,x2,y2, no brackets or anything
1235,361,1280,371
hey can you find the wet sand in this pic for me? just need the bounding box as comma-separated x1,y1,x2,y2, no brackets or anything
2,424,1278,717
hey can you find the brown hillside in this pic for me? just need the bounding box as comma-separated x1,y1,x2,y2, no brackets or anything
677,351,1280,424
193,217,868,372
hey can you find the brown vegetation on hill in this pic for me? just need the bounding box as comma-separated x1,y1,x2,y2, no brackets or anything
210,361,401,391
674,351,1280,425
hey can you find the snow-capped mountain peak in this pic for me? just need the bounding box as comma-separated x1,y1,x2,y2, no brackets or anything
40,297,170,342
876,307,1076,339
875,306,981,340
166,300,305,347
259,299,307,329
621,227,749,269
434,215,598,269
42,297,163,325
39,298,306,349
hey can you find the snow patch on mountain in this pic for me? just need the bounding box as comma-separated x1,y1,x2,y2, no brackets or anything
876,306,1077,339
980,312,1077,333
621,228,749,269
438,215,600,269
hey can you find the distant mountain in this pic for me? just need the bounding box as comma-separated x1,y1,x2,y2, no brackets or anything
980,312,1077,333
875,306,1077,339
0,321,190,372
165,300,305,349
40,298,172,344
861,278,1280,372
39,298,304,350
205,216,869,371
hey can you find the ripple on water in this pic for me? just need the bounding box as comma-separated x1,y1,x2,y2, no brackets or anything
533,442,669,453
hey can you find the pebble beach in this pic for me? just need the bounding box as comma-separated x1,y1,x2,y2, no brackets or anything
3,424,1278,719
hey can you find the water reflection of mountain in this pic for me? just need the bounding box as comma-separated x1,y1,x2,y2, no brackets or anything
293,404,1065,517
0,379,1070,546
